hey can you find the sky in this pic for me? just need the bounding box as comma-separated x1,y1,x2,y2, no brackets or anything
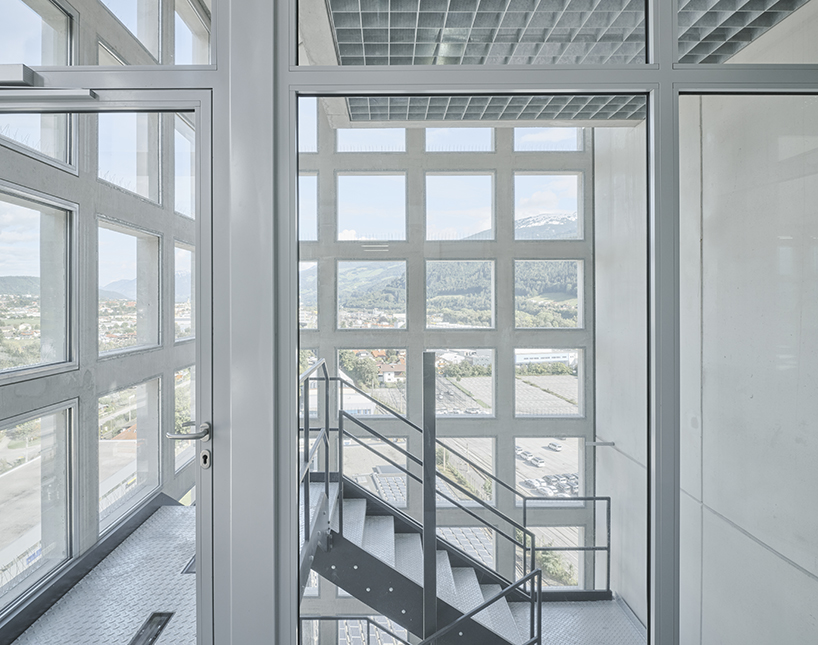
98,113,156,199
514,128,581,151
298,175,317,240
0,199,41,277
426,174,493,240
175,246,192,275
426,128,492,152
337,174,406,241
514,174,579,220
0,0,66,66
175,116,195,217
337,128,405,152
98,226,137,286
298,98,318,153
0,114,67,161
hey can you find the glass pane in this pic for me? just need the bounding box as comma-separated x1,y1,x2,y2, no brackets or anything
337,261,406,329
98,113,160,202
174,245,194,341
98,379,160,530
531,526,580,587
0,191,68,373
426,260,494,329
337,174,406,241
175,0,210,64
100,0,160,59
425,174,493,241
298,0,647,66
337,128,405,152
174,115,195,218
515,437,581,499
514,174,580,240
0,408,69,606
173,367,195,471
342,432,408,506
298,97,318,153
514,127,581,152
514,349,581,416
339,348,407,415
98,222,159,354
299,261,317,330
0,0,69,66
432,349,493,416
680,94,818,644
98,42,125,65
298,174,317,241
0,113,69,163
437,437,494,504
514,260,582,328
425,128,492,152
678,0,818,64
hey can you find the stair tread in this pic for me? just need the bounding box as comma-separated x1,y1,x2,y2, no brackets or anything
394,533,423,584
362,515,396,567
509,602,535,643
330,498,367,547
480,584,523,645
452,567,495,631
436,550,458,606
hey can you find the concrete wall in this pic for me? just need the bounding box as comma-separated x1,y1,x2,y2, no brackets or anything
727,0,818,64
679,93,818,644
593,122,648,626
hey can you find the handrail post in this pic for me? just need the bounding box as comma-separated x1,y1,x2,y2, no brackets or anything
303,378,311,540
422,351,438,639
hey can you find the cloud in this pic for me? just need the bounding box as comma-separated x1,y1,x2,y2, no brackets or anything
338,229,359,241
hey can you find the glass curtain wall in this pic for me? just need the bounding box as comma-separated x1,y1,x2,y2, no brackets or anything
298,93,648,626
0,109,198,617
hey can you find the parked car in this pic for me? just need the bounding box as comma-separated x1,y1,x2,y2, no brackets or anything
547,442,562,451
520,450,534,460
529,456,546,467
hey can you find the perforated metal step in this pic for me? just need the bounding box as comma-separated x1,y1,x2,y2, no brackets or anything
362,515,396,567
436,550,458,607
509,602,534,644
330,498,367,547
480,584,522,645
394,533,423,585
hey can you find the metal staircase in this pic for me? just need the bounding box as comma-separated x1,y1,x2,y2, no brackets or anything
301,352,619,644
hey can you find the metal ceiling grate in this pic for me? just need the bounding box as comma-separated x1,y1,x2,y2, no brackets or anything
345,94,647,122
322,0,809,66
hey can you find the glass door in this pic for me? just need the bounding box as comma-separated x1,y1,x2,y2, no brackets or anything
0,91,212,644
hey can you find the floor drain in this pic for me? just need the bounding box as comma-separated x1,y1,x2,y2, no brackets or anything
182,555,196,574
128,612,174,645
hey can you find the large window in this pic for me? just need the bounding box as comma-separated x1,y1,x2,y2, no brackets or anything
0,107,200,616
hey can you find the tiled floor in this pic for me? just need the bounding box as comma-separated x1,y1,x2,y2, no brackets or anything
13,506,196,645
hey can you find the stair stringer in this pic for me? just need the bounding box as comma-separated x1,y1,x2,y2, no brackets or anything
312,531,515,645
338,478,530,603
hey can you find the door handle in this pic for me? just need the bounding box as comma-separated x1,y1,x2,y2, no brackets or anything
166,421,211,442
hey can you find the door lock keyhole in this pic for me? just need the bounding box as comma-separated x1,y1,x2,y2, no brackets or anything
200,449,212,469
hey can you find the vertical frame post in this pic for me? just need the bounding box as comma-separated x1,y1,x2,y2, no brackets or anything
422,351,437,638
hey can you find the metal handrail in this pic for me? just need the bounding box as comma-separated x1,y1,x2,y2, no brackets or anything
524,495,612,594
331,376,423,431
339,410,537,581
299,358,328,385
299,615,411,645
418,569,543,645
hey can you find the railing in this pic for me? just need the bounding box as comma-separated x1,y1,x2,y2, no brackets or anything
523,496,612,594
298,358,337,582
418,570,542,645
299,615,411,645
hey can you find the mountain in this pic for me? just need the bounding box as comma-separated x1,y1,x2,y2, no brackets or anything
513,212,579,240
464,212,579,241
99,288,130,300
0,276,40,296
101,279,137,300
